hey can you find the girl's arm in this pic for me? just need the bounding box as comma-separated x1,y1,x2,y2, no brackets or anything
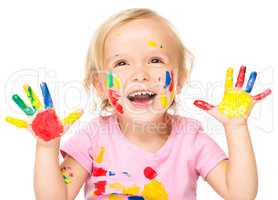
206,123,258,200
34,138,88,200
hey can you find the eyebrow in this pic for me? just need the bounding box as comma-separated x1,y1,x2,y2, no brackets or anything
105,50,171,64
105,54,124,63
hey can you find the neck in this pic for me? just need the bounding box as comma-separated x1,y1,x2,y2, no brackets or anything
116,113,172,141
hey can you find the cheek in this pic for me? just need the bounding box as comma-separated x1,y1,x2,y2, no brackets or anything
105,71,124,114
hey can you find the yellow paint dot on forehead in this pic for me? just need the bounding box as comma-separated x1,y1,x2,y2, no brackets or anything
147,41,158,47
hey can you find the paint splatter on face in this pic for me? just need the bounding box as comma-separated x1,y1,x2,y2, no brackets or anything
147,41,158,47
106,70,124,113
60,166,74,184
147,41,163,49
160,70,175,109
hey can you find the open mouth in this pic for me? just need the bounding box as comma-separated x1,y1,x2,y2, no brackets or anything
127,90,157,104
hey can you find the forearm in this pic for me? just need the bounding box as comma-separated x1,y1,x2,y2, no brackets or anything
34,139,67,200
224,124,258,200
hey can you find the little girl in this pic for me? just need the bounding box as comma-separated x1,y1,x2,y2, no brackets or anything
7,8,271,200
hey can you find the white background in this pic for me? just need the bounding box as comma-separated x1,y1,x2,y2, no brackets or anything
0,0,277,199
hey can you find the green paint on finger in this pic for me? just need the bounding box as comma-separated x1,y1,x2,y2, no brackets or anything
12,94,35,116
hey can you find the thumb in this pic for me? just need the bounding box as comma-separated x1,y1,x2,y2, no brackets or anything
62,108,83,126
60,109,84,137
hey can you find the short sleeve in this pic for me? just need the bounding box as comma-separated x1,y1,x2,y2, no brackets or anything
194,125,228,180
60,122,96,173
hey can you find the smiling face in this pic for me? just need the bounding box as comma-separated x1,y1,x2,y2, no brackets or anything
100,17,183,121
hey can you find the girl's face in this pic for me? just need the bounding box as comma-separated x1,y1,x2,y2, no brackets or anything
102,18,181,121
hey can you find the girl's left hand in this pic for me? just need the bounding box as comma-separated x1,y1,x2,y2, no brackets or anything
194,65,272,127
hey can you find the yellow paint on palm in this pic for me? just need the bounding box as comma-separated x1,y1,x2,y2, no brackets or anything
147,41,157,47
108,194,124,200
95,146,105,163
218,89,253,118
23,84,43,110
113,75,121,89
62,110,82,125
5,116,28,128
225,67,233,90
160,92,168,108
142,179,168,200
123,185,141,195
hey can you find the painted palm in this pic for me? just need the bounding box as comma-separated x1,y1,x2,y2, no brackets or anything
194,66,271,119
5,82,83,141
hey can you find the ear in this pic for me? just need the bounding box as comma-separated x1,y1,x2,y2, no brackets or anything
176,68,187,95
92,76,107,98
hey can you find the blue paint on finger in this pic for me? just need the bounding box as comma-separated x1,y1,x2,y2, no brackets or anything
245,72,257,93
40,82,53,108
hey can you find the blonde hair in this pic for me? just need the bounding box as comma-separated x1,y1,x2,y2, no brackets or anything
84,8,193,114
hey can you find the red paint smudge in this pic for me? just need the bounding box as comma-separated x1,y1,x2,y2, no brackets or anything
193,100,214,111
94,180,107,196
144,166,157,180
92,167,107,176
108,89,120,105
108,89,123,113
115,102,123,113
31,109,63,141
169,70,174,92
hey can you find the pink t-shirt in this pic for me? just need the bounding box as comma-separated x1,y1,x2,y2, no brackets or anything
60,114,228,200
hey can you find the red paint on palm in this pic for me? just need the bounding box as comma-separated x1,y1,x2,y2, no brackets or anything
144,166,157,180
31,109,63,141
92,167,107,176
193,100,214,111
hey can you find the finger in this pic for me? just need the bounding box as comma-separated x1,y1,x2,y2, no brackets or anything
5,116,29,128
225,67,234,90
245,71,257,93
12,94,35,116
252,89,272,101
62,109,83,126
40,82,53,109
23,84,43,111
193,100,215,111
235,65,246,88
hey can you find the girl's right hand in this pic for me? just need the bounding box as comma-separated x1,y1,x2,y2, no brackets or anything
5,82,83,148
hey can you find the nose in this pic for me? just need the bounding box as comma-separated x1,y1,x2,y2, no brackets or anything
130,68,151,82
